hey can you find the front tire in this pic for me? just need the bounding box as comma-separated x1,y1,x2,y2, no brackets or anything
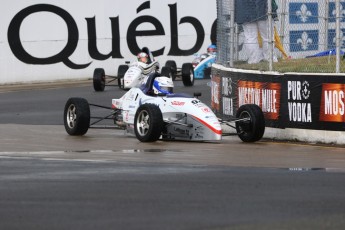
134,104,163,142
235,104,265,142
64,98,90,136
181,63,194,86
93,68,105,91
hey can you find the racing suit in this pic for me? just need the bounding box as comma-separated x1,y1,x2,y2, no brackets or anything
131,60,160,86
137,61,160,76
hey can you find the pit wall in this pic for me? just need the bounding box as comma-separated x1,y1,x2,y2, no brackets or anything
0,0,216,85
211,64,345,145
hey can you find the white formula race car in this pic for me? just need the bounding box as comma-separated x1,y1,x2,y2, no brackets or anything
92,47,193,91
93,47,160,91
64,73,265,142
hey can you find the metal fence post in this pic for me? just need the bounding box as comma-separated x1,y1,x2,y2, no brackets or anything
336,0,341,73
268,0,273,71
229,0,235,67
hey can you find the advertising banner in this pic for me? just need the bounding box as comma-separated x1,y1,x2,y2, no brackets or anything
212,67,345,131
1,0,216,84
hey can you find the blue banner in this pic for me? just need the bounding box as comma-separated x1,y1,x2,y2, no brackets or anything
289,30,319,52
289,3,318,24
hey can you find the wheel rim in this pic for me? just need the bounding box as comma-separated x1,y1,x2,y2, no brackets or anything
136,110,150,136
120,78,124,89
238,111,252,132
66,104,77,129
189,69,194,82
101,75,105,86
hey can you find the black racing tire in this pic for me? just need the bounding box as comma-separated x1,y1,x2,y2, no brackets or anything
165,60,177,80
93,68,105,91
117,65,129,90
134,104,163,142
64,98,90,136
160,66,173,79
204,67,212,79
181,63,194,87
235,104,265,142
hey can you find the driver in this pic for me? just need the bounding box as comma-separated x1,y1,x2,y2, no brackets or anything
135,51,159,77
207,44,217,54
152,76,174,95
137,52,149,64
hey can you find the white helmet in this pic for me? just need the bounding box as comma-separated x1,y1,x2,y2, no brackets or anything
137,52,149,63
152,76,174,94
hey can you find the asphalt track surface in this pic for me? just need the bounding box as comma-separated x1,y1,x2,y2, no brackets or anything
1,79,345,230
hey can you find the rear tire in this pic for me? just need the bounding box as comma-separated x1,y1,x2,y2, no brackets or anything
134,104,163,142
117,65,129,90
204,67,212,79
64,98,90,136
165,60,177,80
181,63,194,87
161,66,173,79
235,104,265,142
93,68,105,91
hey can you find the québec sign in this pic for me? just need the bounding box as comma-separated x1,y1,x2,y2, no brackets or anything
7,1,217,69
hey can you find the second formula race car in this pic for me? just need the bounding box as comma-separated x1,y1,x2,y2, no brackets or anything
92,47,159,91
93,47,193,91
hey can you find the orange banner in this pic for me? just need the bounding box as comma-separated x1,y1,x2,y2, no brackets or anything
320,83,345,122
238,81,281,120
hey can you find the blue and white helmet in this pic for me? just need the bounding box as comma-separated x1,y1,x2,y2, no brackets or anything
153,76,174,94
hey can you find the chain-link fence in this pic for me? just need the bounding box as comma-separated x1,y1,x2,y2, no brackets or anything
216,0,345,73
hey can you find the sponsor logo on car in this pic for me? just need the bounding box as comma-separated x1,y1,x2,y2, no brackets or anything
201,107,211,113
171,101,185,106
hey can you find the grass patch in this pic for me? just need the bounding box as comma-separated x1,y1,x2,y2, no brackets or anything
233,56,345,73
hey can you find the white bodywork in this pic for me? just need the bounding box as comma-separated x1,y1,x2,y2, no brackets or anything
112,87,222,141
123,61,160,89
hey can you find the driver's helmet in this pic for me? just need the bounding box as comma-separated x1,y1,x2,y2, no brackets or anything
152,76,174,95
207,44,217,54
137,52,149,63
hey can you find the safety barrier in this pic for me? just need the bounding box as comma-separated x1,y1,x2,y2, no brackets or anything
212,64,345,145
